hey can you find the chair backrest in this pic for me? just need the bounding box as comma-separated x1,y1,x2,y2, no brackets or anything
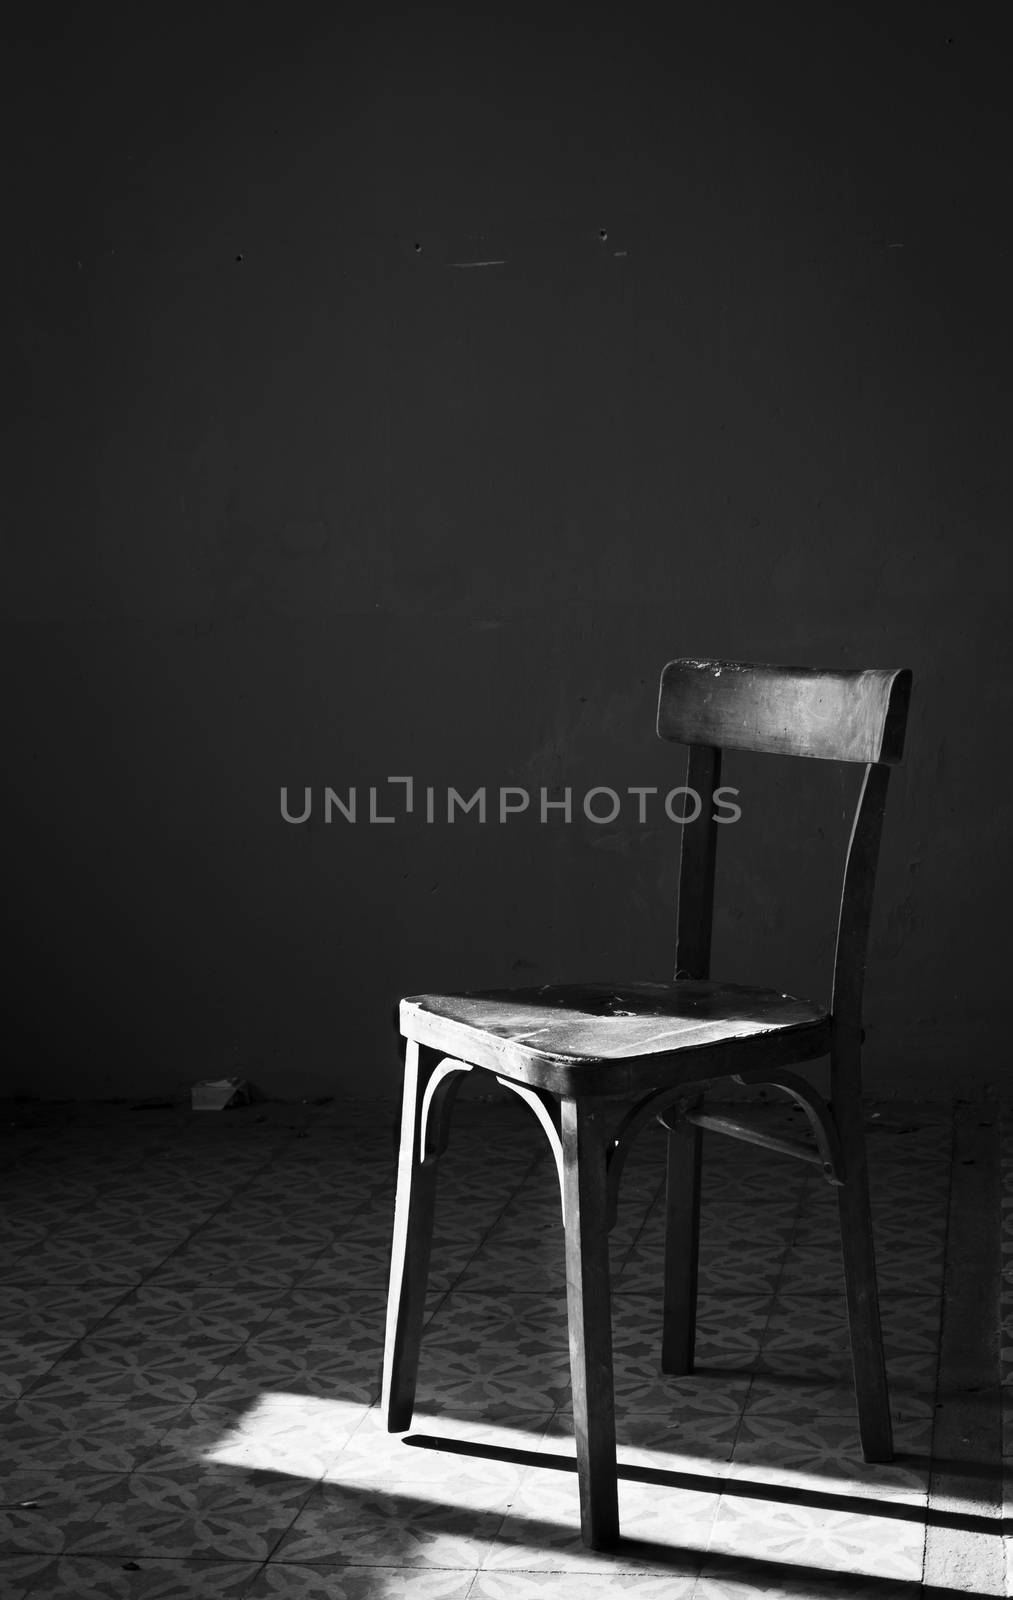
657,659,911,764
655,658,913,1040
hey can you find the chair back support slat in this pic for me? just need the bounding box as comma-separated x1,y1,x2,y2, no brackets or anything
831,761,892,1045
673,745,721,981
657,659,912,764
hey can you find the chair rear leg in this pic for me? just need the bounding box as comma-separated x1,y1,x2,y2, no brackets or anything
383,1041,456,1431
661,1113,702,1375
561,1098,620,1550
834,1064,893,1462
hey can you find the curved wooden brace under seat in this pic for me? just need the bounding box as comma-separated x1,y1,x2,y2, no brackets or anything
729,1068,844,1184
602,1067,844,1227
475,1082,710,1233
419,1057,472,1164
642,1069,844,1187
604,1085,709,1227
495,1076,566,1221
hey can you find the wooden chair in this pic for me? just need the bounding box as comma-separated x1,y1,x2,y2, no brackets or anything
382,657,913,1549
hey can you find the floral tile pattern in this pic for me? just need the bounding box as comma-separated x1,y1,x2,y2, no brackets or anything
0,1397,189,1477
482,1473,714,1572
334,1403,553,1490
470,1575,698,1598
246,1569,478,1599
69,1464,316,1562
692,1562,913,1600
728,1413,932,1505
705,1491,925,1581
413,1293,574,1412
0,1468,125,1557
154,1394,372,1478
9,1555,260,1597
0,1095,1003,1595
272,1481,508,1567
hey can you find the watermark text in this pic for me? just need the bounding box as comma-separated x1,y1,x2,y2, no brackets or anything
279,781,742,826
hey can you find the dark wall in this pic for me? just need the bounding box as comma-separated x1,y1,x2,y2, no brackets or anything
4,4,1010,1100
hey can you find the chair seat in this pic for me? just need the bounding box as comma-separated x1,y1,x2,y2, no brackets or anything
401,980,830,1095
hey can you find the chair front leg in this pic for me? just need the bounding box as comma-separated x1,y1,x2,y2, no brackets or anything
560,1097,620,1550
383,1040,469,1431
833,1036,893,1462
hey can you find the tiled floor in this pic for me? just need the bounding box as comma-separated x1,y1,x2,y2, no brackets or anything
0,1093,1005,1597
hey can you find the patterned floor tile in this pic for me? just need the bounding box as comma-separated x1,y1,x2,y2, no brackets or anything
13,1214,192,1246
697,1204,800,1243
452,1228,644,1295
57,1464,316,1561
706,1490,925,1580
621,1222,796,1295
0,1554,55,1596
0,1328,84,1400
94,1284,289,1342
472,1206,637,1253
200,1325,383,1407
755,1294,941,1392
236,1172,380,1209
3,1248,174,1288
71,1331,242,1378
0,1469,125,1556
20,1356,214,1410
187,1209,338,1247
470,1574,697,1597
246,1569,477,1599
1,1465,127,1512
450,1244,565,1295
16,1556,260,1597
692,1558,913,1598
699,1160,805,1200
728,1413,931,1505
0,1214,51,1253
744,1375,935,1426
137,1262,305,1296
623,1246,787,1298
87,1190,221,1221
322,1426,529,1515
0,1285,129,1326
296,1235,475,1295
629,1297,760,1380
272,1481,507,1567
482,1472,715,1571
618,1375,755,1422
542,1407,739,1478
119,1406,259,1475
162,1239,327,1289
0,1397,187,1476
413,1294,573,1412
778,1238,945,1297
255,1288,392,1338
147,1393,371,1477
438,1161,536,1198
345,1402,553,1473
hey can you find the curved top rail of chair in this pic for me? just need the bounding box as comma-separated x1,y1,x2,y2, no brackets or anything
657,659,912,764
